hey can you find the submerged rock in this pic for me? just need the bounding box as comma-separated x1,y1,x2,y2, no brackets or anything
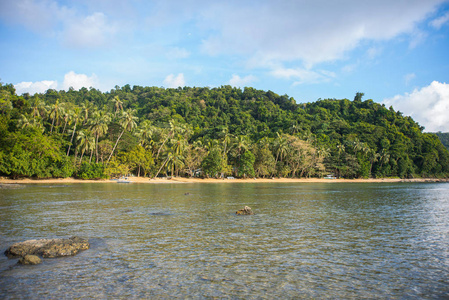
236,206,254,215
5,236,89,258
18,255,42,265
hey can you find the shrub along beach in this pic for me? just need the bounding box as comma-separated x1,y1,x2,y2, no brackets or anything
1,83,448,181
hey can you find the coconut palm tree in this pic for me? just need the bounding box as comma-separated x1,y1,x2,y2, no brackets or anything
136,120,155,148
112,96,123,117
81,101,94,126
48,100,64,134
76,130,95,163
30,96,46,123
67,107,81,156
89,110,110,163
17,114,32,130
107,109,138,163
61,109,71,135
273,133,288,165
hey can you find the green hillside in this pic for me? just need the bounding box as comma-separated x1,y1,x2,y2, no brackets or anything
435,132,449,151
1,83,448,179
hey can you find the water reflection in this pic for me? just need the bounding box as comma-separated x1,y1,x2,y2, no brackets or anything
1,182,448,298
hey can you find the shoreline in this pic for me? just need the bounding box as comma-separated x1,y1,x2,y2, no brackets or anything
1,177,448,185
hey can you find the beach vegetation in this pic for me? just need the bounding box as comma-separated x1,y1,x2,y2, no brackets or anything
0,82,448,179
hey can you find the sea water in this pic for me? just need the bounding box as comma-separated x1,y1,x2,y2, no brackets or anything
1,182,448,298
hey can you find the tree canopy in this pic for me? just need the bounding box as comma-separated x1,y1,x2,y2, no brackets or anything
1,82,448,179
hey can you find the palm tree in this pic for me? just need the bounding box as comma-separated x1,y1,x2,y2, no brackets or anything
30,96,46,123
155,119,190,160
112,96,123,117
136,120,155,148
81,101,94,126
48,100,63,134
17,114,32,130
218,126,232,160
107,109,138,163
232,135,250,156
66,107,81,156
76,130,95,163
379,149,390,170
89,110,110,163
61,109,71,135
368,149,380,175
274,133,288,165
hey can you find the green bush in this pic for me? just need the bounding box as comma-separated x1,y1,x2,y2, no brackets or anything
76,162,107,180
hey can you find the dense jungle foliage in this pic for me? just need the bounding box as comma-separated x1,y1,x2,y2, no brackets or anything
435,132,449,151
1,82,448,179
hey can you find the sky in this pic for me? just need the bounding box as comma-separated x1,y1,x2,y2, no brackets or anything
1,0,449,132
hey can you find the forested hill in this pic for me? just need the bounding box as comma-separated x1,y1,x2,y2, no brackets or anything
1,83,448,179
435,132,449,151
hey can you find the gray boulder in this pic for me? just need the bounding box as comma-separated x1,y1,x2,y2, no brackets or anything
236,206,254,215
18,255,42,265
5,236,89,258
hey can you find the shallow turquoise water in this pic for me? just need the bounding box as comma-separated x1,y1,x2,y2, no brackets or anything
1,182,448,298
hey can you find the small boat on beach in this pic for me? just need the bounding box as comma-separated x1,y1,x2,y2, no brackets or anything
117,177,131,183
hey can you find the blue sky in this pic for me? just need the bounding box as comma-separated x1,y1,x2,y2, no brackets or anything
1,0,449,131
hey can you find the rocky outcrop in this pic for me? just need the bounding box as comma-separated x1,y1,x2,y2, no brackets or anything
18,255,42,265
5,236,89,259
236,206,254,215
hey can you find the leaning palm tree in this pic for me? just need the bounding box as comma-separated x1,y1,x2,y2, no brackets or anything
107,109,138,163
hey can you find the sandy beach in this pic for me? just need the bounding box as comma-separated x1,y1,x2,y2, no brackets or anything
0,176,447,185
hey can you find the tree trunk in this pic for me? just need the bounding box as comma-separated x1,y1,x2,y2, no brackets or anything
156,131,172,160
67,123,77,156
62,120,68,135
153,156,170,179
50,116,55,134
80,150,85,164
95,134,99,163
107,129,125,163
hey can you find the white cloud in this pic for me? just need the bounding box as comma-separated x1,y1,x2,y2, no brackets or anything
14,71,99,94
198,0,444,66
62,71,99,90
14,80,58,95
163,73,185,88
271,67,336,85
63,12,116,48
0,0,71,32
0,1,116,48
404,73,416,86
383,81,449,132
229,74,257,87
430,11,449,29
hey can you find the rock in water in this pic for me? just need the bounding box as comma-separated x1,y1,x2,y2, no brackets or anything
5,236,89,258
236,206,254,215
18,255,42,265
